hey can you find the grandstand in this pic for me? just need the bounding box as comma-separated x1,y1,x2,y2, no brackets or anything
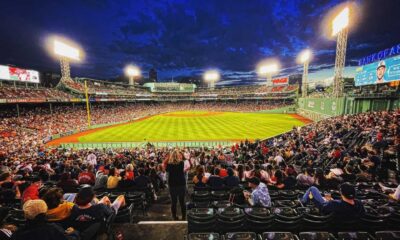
1,1,400,240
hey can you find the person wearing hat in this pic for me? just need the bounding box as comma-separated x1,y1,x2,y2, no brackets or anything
300,183,365,218
68,185,125,232
376,61,386,84
13,199,78,240
243,177,271,207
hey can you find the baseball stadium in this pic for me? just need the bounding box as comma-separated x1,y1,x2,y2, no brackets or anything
0,1,400,240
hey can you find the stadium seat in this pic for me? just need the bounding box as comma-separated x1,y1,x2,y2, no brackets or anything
185,233,220,240
375,231,400,240
211,191,229,201
244,208,274,233
217,208,245,233
187,208,216,233
298,232,336,240
224,232,257,240
192,191,211,203
261,232,299,240
337,232,375,240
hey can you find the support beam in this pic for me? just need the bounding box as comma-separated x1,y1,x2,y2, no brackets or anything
333,28,348,98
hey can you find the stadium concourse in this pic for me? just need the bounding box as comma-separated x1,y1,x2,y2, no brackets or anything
0,79,399,240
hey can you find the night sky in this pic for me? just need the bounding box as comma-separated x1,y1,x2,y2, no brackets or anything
1,0,400,85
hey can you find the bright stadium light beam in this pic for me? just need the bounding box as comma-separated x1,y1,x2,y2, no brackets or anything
331,5,351,97
258,64,278,75
332,7,349,36
54,39,80,60
298,49,312,97
203,70,220,90
124,65,141,88
257,60,280,85
298,49,312,64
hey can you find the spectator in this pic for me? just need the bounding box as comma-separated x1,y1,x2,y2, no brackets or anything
42,188,73,222
125,164,134,180
0,207,15,240
94,166,109,190
224,168,239,188
57,173,78,194
207,168,225,189
13,199,78,240
22,176,42,203
243,177,271,207
107,168,120,189
69,185,125,232
300,183,365,219
77,165,95,185
296,168,314,187
134,168,151,189
165,150,186,220
192,166,208,188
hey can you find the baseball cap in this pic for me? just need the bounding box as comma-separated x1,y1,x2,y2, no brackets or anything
75,184,95,206
23,199,48,220
340,183,356,199
377,61,386,70
248,177,260,186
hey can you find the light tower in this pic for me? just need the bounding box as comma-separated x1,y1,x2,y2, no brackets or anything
203,70,220,90
332,7,350,98
257,62,279,85
124,65,141,89
298,49,312,97
53,39,80,83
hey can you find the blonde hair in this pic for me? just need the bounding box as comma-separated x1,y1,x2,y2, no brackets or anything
126,164,134,171
168,149,182,165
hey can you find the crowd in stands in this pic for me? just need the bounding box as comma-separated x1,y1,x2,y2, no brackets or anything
0,107,397,239
0,101,290,160
0,86,72,100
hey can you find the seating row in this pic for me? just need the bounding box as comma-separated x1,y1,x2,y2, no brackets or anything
185,231,400,240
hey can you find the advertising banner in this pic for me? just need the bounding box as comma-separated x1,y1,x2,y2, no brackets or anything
272,77,288,85
0,65,40,83
355,55,400,86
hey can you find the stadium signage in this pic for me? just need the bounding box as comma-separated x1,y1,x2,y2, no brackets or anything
355,55,400,86
272,77,288,85
358,43,400,66
0,65,40,83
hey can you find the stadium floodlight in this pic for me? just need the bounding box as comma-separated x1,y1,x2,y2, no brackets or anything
203,70,220,90
54,39,80,60
257,61,279,85
331,6,350,97
298,49,312,97
124,65,141,88
332,7,349,37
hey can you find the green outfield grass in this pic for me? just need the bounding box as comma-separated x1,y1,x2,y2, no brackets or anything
77,111,305,143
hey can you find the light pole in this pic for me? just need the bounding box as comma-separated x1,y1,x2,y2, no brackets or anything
53,39,81,83
332,6,350,98
257,62,279,85
298,49,312,97
124,65,141,92
203,70,220,90
52,38,91,127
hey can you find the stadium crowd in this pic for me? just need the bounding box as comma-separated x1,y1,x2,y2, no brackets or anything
0,107,397,239
0,101,290,160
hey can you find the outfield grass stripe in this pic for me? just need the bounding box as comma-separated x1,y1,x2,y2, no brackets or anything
77,112,305,143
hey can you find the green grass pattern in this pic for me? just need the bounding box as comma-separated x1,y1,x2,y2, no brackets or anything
78,111,305,143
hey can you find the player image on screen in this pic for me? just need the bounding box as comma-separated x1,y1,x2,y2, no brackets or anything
376,61,386,84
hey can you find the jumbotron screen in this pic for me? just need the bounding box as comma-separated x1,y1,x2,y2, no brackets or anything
0,65,40,83
355,55,400,86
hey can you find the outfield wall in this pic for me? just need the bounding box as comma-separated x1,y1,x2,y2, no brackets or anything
297,97,345,121
297,96,399,121
257,105,296,113
59,140,235,149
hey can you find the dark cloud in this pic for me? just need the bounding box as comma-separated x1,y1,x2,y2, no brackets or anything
0,0,399,84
